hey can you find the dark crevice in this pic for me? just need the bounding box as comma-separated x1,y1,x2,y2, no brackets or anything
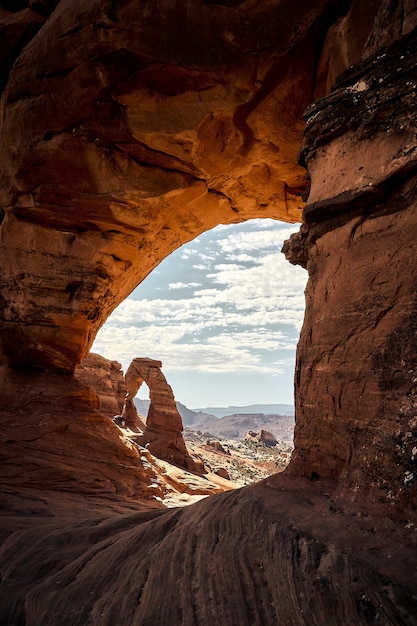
202,0,247,6
0,0,29,11
44,66,75,79
65,281,82,302
0,20,44,93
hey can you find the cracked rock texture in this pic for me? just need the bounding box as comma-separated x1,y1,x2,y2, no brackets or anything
1,1,417,625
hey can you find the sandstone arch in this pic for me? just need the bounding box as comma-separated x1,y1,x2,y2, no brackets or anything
0,0,308,371
1,1,417,624
0,0,375,373
124,357,200,471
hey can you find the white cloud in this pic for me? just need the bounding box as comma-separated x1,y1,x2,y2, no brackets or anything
93,323,290,374
198,252,217,261
180,248,199,259
217,226,297,255
168,281,201,290
225,253,259,263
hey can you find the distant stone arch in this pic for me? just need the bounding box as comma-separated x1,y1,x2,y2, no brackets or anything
124,358,203,472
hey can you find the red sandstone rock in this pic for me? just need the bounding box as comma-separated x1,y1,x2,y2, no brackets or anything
0,365,160,501
124,358,203,473
206,440,229,455
246,429,277,447
214,467,230,480
282,22,417,514
75,352,125,419
0,2,417,625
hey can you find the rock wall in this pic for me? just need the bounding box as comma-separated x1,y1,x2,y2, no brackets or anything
75,352,125,418
283,18,417,514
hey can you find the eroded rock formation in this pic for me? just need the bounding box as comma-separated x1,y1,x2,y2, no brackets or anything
283,20,417,516
1,1,417,624
246,429,278,447
75,352,125,419
0,0,333,372
124,357,202,471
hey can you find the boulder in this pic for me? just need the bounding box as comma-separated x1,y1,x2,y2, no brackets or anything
214,467,230,480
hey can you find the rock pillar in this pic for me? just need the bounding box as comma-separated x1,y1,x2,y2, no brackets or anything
283,24,417,514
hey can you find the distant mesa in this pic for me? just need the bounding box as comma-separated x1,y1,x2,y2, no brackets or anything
193,403,294,418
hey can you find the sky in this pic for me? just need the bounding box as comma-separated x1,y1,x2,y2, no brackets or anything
92,219,307,409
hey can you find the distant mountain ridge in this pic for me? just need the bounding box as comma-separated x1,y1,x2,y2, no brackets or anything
133,399,294,443
134,399,294,421
193,403,294,418
134,399,203,424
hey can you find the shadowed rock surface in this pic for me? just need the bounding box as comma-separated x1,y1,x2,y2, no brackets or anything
1,481,416,626
75,352,125,419
1,1,417,624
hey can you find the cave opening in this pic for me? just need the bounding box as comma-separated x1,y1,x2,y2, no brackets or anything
93,217,307,483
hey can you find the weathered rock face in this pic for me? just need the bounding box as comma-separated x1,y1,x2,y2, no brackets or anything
0,0,346,372
282,18,417,515
75,352,125,419
0,364,157,501
124,358,202,472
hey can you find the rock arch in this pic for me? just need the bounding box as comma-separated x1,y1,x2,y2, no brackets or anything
1,1,417,623
0,0,319,372
0,0,415,505
124,358,201,471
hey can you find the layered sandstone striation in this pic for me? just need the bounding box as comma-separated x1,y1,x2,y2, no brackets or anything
0,364,159,501
75,352,125,419
1,1,417,625
1,482,416,625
